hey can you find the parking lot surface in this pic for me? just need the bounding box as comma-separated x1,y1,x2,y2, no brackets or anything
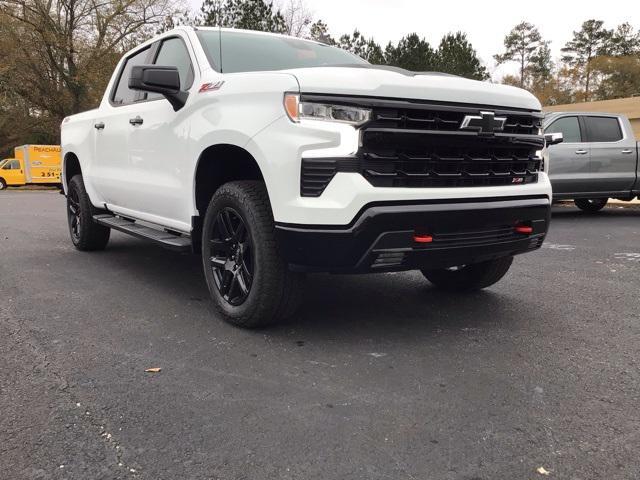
1,190,639,480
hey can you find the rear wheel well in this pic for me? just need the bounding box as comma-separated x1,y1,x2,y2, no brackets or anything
64,153,81,188
193,144,265,251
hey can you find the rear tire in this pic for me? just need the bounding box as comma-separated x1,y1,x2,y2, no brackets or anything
201,180,304,328
421,256,514,292
67,175,110,251
575,198,608,212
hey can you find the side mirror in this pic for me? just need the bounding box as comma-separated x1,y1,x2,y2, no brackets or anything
544,132,563,147
129,65,188,111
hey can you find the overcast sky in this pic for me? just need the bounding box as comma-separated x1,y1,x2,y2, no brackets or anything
189,0,640,80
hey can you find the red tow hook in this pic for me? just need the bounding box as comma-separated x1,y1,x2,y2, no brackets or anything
514,223,533,235
413,233,433,243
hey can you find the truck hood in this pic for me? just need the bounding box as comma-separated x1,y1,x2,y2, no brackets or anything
284,66,541,111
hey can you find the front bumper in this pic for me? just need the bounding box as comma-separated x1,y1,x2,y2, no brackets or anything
249,114,552,226
275,195,550,273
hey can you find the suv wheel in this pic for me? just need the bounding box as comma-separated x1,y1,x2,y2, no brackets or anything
67,175,111,250
575,198,608,212
422,256,514,292
202,180,304,328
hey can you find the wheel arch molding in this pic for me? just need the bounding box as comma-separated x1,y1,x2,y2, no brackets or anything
191,143,269,252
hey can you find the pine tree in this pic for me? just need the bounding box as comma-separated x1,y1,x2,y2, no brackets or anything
157,9,195,34
337,30,384,64
200,0,287,33
561,19,612,101
436,32,488,80
309,20,334,44
494,21,543,88
528,41,553,84
609,22,640,56
384,33,437,72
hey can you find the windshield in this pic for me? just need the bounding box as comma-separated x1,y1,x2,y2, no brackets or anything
196,30,369,73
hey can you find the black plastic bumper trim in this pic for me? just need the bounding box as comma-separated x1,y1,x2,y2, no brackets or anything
276,194,550,230
275,197,550,273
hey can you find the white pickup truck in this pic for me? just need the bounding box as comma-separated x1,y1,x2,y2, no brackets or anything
61,27,558,328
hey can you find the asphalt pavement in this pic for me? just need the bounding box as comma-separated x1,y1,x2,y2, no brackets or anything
1,190,639,480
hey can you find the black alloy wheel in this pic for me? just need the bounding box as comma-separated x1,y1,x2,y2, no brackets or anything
67,186,82,242
201,180,304,328
208,207,253,306
66,175,110,251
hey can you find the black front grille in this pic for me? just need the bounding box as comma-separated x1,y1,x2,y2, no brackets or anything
358,130,541,188
300,98,545,197
370,107,541,136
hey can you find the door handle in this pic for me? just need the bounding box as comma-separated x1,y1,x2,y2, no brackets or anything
129,116,143,126
575,149,588,155
94,122,105,130
621,149,633,154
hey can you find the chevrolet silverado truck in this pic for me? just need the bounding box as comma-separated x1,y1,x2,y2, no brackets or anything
61,27,559,328
545,112,639,211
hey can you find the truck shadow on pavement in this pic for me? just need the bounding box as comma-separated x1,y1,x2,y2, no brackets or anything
101,233,523,340
287,272,516,335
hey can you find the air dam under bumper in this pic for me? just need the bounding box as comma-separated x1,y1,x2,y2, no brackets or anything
275,196,550,273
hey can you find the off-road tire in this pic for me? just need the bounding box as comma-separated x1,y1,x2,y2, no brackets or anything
202,180,304,328
574,198,608,212
67,175,110,251
422,256,514,292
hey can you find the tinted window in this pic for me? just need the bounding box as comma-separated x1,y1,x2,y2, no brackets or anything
547,116,582,143
112,46,151,105
153,37,194,90
197,30,368,73
585,116,623,142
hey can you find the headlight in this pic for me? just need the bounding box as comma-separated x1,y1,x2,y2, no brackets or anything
284,93,371,126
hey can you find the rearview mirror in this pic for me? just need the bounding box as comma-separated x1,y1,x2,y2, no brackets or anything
128,65,188,111
544,132,563,146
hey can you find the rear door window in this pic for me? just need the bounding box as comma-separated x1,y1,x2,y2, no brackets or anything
546,116,582,143
584,116,623,142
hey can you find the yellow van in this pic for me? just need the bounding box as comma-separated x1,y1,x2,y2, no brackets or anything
0,145,61,190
